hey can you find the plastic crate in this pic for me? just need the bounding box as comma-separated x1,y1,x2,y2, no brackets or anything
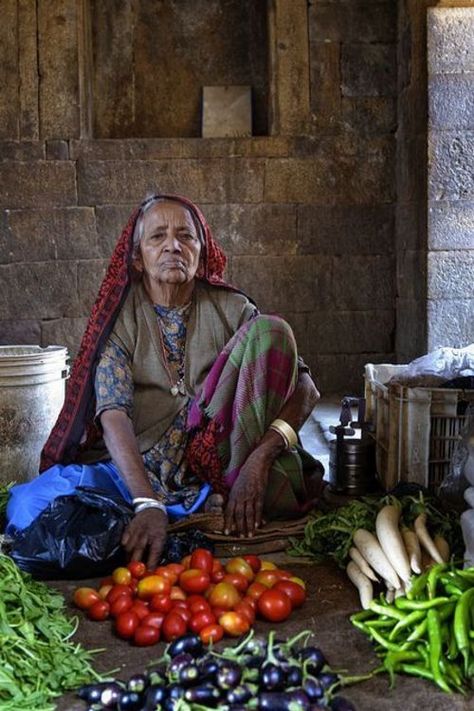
364,363,474,490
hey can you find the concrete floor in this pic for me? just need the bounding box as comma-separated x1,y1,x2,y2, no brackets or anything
35,399,474,709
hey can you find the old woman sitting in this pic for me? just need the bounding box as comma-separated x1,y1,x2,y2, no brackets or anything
7,194,321,569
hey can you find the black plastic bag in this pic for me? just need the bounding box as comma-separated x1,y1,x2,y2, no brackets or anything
10,486,133,579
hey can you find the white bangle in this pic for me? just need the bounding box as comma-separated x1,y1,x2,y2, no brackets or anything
132,499,167,515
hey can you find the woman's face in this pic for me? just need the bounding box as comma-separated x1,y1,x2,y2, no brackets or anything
136,201,202,286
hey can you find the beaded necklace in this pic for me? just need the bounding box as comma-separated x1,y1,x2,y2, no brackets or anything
154,302,190,397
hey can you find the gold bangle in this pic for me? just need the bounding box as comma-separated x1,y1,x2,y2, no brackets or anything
269,418,298,449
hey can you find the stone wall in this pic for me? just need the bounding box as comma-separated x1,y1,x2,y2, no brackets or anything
0,0,398,394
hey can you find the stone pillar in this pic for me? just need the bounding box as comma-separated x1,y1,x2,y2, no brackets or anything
427,5,474,349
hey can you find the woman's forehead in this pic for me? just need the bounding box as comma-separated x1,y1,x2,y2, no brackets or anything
143,201,197,232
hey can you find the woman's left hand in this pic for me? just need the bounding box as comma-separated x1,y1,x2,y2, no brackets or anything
224,450,270,537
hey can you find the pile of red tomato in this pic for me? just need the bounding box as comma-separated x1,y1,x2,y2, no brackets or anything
73,549,306,647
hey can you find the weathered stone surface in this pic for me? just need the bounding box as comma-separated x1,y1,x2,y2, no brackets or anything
18,0,39,140
264,152,395,204
427,250,474,299
203,203,297,256
41,317,88,355
428,131,474,201
396,202,426,251
231,255,334,313
77,159,265,205
38,0,80,139
428,200,474,250
77,260,109,315
429,74,474,130
428,7,474,75
306,310,394,354
309,352,396,395
0,162,77,208
427,297,474,350
309,1,396,43
297,205,394,255
396,297,427,363
309,42,341,127
397,250,427,302
398,136,427,206
0,0,19,140
341,44,397,97
0,262,78,320
95,205,135,258
3,208,98,263
332,255,395,309
70,137,290,161
0,319,41,345
0,142,45,161
45,140,70,160
341,97,397,135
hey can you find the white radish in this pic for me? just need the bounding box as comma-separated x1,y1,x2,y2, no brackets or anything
353,528,400,589
349,546,378,582
434,534,450,563
375,505,411,583
394,585,405,599
385,588,395,604
414,513,444,564
401,527,422,574
346,561,373,610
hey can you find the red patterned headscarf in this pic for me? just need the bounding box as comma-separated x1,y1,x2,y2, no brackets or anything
40,194,233,471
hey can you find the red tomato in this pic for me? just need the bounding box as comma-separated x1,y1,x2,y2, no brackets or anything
219,611,251,637
274,580,306,609
181,554,192,569
200,623,224,645
170,586,187,601
134,624,160,646
255,570,279,588
112,566,132,586
246,582,267,601
100,576,113,587
142,612,165,629
243,595,257,611
186,595,211,615
137,575,171,599
128,560,146,579
211,570,225,583
234,600,256,625
188,610,216,634
162,611,188,641
208,582,241,610
273,569,293,580
172,606,192,624
130,600,150,621
190,548,214,574
179,569,211,595
225,557,254,581
110,594,133,618
115,610,139,639
98,584,113,600
154,566,178,586
257,589,292,622
167,563,186,577
289,576,306,589
150,594,173,614
106,585,133,604
243,555,261,573
212,559,224,575
73,587,102,610
87,600,110,621
211,606,227,619
260,561,277,570
222,572,249,594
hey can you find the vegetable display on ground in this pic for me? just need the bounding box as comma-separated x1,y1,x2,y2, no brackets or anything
72,551,307,646
0,553,104,711
350,565,474,694
77,628,362,710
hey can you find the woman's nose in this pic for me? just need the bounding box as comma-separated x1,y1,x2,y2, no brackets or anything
163,233,182,251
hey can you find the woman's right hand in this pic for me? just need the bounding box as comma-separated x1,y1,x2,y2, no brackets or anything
121,508,168,570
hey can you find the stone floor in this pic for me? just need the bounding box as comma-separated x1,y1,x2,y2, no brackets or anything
42,399,473,709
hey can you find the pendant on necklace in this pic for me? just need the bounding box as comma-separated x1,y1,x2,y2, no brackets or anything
170,379,186,397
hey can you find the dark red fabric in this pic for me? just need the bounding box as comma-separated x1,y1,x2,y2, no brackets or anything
40,194,234,471
186,420,228,498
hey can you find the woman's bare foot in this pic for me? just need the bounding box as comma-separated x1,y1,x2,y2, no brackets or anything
203,493,224,514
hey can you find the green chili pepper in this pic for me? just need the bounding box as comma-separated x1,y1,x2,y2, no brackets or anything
407,618,428,642
366,626,410,652
453,587,474,675
440,659,465,693
389,610,425,640
395,596,450,611
383,650,422,687
407,571,429,600
369,601,406,621
427,608,452,693
427,563,448,600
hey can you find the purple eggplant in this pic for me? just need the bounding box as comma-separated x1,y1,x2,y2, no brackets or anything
258,690,310,710
318,672,339,691
226,683,254,704
330,695,357,711
178,663,200,687
303,676,324,701
285,665,303,686
198,658,220,682
216,662,242,690
77,682,111,703
126,673,148,694
117,691,142,710
169,652,194,677
298,647,326,674
143,685,166,711
184,684,222,706
167,633,203,659
100,682,124,708
260,663,286,691
167,683,186,700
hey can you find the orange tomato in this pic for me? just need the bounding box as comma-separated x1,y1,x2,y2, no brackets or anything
137,575,171,600
73,587,102,610
260,560,277,570
246,582,267,601
154,566,178,586
112,566,132,586
181,554,192,569
169,586,187,601
208,582,241,610
289,576,306,589
222,572,249,594
200,623,224,645
98,584,113,600
218,611,251,637
225,557,254,582
255,570,279,588
179,569,211,595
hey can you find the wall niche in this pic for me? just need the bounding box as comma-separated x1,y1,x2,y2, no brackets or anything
88,0,269,138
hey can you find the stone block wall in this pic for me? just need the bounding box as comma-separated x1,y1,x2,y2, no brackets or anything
0,0,399,394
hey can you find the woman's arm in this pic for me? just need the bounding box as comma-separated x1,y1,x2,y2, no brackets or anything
101,409,168,569
224,372,320,536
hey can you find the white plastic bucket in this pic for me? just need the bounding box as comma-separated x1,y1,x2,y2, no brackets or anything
0,345,69,484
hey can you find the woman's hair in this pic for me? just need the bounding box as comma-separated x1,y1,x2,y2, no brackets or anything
132,194,205,258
